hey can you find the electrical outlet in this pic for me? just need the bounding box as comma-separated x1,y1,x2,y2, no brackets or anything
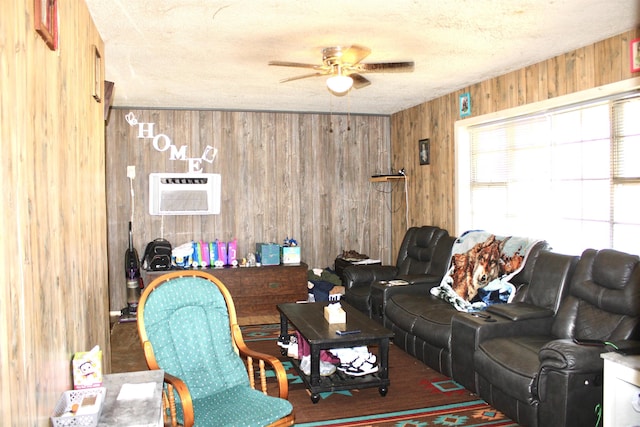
127,165,135,179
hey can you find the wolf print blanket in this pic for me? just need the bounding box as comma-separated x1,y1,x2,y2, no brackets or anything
430,230,541,312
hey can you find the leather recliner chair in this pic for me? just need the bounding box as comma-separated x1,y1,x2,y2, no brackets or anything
473,248,640,427
342,225,454,315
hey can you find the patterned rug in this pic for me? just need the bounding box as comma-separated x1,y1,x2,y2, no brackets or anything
295,401,517,427
241,324,520,427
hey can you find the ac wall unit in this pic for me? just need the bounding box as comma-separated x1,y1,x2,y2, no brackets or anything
149,173,221,215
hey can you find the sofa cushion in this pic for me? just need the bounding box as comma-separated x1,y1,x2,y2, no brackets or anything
551,248,640,340
397,226,450,276
386,293,456,349
406,246,432,262
475,335,552,403
513,250,576,313
345,285,370,313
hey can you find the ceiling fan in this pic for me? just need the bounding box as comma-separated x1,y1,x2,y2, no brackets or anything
269,45,414,95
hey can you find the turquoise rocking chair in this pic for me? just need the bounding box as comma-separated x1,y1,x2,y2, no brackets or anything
137,270,294,427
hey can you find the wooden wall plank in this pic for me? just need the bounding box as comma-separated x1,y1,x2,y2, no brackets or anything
2,1,109,425
105,110,392,310
390,29,640,256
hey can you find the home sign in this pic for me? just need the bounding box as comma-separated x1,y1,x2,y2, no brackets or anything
125,112,217,173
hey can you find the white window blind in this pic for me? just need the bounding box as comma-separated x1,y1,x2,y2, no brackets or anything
465,93,640,255
612,96,640,253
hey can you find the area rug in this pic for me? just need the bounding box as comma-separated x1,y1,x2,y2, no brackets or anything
241,324,520,427
296,401,516,427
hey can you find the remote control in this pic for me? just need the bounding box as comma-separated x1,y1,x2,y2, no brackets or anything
470,312,491,319
336,329,361,335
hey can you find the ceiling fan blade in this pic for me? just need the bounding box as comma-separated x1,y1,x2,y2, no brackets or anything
269,61,322,69
349,73,371,89
341,45,372,65
279,72,328,83
357,61,415,72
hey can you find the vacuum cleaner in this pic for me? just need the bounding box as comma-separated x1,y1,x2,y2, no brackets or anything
122,221,142,320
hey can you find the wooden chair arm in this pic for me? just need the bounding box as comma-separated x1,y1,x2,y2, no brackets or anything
162,371,195,427
232,324,290,399
142,341,194,427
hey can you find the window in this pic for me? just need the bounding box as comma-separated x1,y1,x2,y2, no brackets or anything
459,92,640,255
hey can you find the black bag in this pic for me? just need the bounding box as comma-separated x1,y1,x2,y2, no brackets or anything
142,238,172,271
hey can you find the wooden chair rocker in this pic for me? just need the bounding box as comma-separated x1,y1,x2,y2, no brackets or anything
137,270,294,427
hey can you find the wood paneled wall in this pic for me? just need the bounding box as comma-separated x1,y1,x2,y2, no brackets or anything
2,2,635,423
390,29,640,256
1,1,109,426
105,110,392,310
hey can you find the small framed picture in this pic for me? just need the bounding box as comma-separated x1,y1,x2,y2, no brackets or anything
34,0,58,50
419,138,430,165
459,92,471,118
631,38,640,73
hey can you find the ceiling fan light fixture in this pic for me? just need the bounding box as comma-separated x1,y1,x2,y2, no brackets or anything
326,75,353,95
270,45,413,95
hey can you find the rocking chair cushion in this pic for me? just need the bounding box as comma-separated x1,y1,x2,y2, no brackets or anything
190,385,294,426
144,276,250,399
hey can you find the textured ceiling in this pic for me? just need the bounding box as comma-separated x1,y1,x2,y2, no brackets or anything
85,0,639,115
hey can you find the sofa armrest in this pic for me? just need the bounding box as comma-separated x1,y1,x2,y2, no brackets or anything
395,274,443,288
342,265,399,290
374,280,439,303
539,339,640,370
373,275,443,305
486,302,554,321
535,338,609,405
539,339,606,372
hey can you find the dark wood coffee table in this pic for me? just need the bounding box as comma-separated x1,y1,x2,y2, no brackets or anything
277,301,394,403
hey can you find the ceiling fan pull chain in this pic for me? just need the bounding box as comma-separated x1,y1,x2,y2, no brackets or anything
329,93,334,133
347,91,351,131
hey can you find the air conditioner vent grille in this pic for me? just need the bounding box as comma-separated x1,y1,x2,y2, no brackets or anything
160,177,209,185
149,173,221,215
160,191,209,212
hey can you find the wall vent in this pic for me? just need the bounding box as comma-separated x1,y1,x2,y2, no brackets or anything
149,173,221,215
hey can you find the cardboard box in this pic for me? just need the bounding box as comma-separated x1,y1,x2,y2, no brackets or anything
324,305,346,324
256,243,281,265
281,246,301,265
73,348,103,389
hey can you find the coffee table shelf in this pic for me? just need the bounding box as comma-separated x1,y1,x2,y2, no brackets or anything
277,301,394,403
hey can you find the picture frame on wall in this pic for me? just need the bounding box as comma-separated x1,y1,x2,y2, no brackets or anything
631,38,640,73
419,138,430,165
459,92,471,118
34,0,58,50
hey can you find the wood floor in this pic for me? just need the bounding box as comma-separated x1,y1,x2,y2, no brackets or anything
109,321,521,427
109,314,280,373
